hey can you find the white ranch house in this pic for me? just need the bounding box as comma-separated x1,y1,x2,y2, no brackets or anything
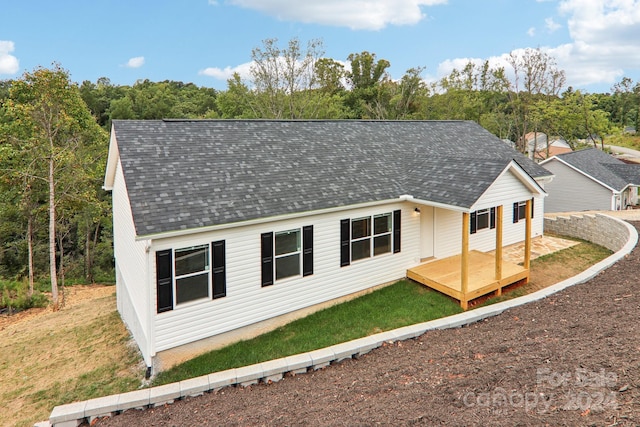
541,148,640,212
103,120,552,372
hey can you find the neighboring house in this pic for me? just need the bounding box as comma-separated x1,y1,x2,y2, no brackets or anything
533,138,572,162
523,131,547,159
103,119,551,372
540,148,640,212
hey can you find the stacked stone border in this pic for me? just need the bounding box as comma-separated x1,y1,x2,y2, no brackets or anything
41,214,638,427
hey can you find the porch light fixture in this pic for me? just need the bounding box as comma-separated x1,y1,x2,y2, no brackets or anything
414,207,421,213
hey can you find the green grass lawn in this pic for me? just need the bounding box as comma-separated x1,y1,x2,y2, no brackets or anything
154,280,463,385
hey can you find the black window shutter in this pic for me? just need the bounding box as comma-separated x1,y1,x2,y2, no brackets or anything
261,232,274,287
156,250,173,313
393,209,401,253
212,240,226,299
302,225,313,276
340,219,350,267
531,197,535,218
513,202,519,223
470,211,477,234
490,207,496,229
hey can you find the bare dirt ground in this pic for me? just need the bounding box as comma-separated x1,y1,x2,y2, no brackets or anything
96,222,640,427
0,285,141,427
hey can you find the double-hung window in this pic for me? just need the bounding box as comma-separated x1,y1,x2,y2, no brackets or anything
470,207,496,234
513,199,534,223
174,245,210,305
275,229,301,280
261,226,313,286
155,240,226,313
341,210,401,266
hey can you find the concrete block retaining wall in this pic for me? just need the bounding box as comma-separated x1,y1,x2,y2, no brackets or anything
544,213,631,252
42,214,638,427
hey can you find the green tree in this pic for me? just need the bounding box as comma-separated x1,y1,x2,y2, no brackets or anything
2,64,107,309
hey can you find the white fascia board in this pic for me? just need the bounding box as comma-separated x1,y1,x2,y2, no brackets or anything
135,195,467,242
102,127,119,191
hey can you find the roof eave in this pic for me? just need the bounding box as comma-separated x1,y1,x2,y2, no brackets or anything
134,194,468,241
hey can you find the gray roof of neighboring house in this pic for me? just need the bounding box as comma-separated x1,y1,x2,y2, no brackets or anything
549,148,640,191
111,119,551,236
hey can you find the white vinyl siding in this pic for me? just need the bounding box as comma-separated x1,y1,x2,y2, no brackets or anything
151,202,420,352
430,169,544,257
542,159,613,212
112,159,152,365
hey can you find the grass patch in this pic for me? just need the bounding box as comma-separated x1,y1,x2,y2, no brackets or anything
481,239,612,306
154,280,463,385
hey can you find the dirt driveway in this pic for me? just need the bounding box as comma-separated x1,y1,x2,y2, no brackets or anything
98,222,640,427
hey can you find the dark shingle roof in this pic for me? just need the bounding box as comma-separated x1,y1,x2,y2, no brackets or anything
551,148,640,191
112,120,550,236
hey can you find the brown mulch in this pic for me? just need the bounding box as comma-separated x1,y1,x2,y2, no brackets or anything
97,223,640,427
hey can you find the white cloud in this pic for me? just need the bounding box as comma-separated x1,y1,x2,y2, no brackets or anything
435,0,640,91
553,0,640,88
124,56,145,68
545,17,561,32
227,0,448,30
528,27,536,37
0,40,19,75
199,61,253,81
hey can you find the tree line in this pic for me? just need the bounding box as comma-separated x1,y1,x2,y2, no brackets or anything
1,38,639,309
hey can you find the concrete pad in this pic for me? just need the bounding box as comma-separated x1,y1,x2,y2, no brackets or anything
284,353,313,374
84,394,119,418
149,382,181,407
235,364,263,386
49,401,86,424
116,388,150,411
208,369,237,391
179,375,210,398
307,347,335,369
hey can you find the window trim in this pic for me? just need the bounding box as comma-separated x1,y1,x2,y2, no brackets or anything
470,207,496,234
173,244,211,306
341,209,401,266
262,225,313,286
513,198,535,223
156,240,226,313
274,228,302,281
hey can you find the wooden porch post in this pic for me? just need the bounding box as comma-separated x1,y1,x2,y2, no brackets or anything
523,199,532,282
494,205,503,295
461,212,470,310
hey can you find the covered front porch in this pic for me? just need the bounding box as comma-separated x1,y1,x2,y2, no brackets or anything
407,202,533,310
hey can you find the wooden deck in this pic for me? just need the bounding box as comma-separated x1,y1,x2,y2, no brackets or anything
407,250,529,309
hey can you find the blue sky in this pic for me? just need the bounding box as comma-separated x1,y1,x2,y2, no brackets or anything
1,0,639,93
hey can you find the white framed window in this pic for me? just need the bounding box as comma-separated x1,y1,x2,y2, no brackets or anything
470,207,496,234
156,241,226,313
513,199,534,223
351,213,392,261
341,210,400,267
373,213,392,256
275,229,301,280
261,226,313,286
174,244,210,305
351,216,372,261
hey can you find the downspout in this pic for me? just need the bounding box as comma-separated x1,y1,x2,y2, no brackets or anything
145,240,155,376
